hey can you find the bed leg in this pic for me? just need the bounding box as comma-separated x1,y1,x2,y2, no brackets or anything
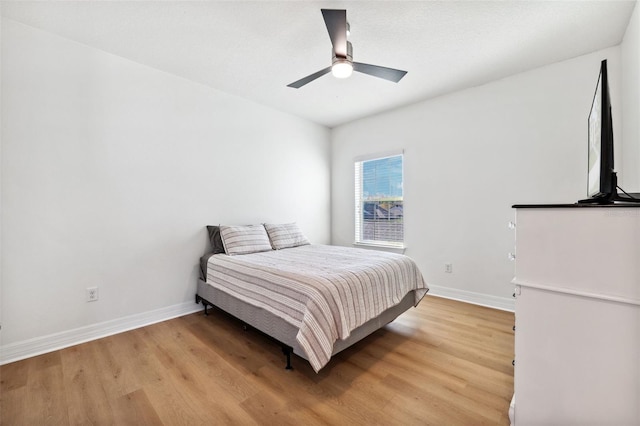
195,294,207,315
282,346,293,370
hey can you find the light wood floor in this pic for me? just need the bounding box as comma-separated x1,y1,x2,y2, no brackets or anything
0,295,514,425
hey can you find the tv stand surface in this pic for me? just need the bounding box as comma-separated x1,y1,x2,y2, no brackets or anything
513,202,640,208
577,192,640,205
616,192,640,202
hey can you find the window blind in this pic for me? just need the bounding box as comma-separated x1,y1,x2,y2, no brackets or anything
354,153,404,247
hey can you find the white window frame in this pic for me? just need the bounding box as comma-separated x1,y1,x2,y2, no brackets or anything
354,151,405,250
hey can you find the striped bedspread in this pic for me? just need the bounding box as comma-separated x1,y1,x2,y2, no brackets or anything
206,244,428,372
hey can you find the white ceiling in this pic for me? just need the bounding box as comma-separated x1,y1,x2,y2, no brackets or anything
1,1,636,127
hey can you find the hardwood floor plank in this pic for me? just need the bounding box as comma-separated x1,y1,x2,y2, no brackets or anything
141,375,213,425
381,372,504,423
112,388,164,426
29,351,62,371
90,334,148,398
25,362,70,425
60,343,117,425
239,386,305,426
0,295,514,425
255,355,397,426
0,355,29,393
187,310,282,375
138,320,258,425
0,385,27,425
173,318,259,402
385,391,491,426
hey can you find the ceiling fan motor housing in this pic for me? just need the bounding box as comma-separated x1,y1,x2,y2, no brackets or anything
332,41,353,65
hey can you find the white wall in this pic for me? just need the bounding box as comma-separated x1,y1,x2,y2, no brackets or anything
331,47,623,309
0,19,330,358
622,2,640,191
0,14,3,348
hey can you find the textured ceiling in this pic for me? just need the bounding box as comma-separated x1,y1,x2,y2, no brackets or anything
1,1,636,127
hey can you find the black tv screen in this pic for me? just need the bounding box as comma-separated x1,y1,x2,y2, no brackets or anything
586,59,614,200
579,59,640,204
586,65,604,197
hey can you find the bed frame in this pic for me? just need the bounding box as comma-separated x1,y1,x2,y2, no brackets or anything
196,278,415,370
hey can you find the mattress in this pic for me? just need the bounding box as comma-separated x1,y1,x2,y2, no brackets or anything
204,244,428,372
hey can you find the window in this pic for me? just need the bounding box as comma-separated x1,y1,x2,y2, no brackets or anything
354,153,404,247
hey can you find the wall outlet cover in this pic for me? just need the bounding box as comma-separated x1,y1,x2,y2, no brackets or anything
86,287,99,302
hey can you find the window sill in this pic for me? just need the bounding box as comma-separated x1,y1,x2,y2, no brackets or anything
353,242,406,254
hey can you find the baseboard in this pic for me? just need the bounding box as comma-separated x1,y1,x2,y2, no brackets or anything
0,300,202,365
1,288,513,365
427,285,515,312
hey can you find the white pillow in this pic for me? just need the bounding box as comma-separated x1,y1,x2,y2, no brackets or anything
264,222,310,250
219,225,273,256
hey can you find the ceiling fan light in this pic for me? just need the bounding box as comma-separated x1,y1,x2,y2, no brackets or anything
332,60,353,79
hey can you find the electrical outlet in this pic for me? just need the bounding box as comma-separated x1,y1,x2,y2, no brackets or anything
86,287,99,302
445,263,453,273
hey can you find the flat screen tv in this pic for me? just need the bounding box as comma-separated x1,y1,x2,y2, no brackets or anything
578,59,640,204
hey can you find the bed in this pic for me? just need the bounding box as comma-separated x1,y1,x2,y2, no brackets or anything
197,223,428,372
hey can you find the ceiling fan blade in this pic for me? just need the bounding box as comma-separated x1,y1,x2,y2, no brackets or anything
287,67,332,89
321,9,348,57
353,62,408,83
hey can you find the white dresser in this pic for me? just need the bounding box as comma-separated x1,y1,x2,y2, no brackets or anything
511,205,640,426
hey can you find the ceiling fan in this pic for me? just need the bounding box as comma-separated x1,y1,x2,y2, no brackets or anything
287,9,408,89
